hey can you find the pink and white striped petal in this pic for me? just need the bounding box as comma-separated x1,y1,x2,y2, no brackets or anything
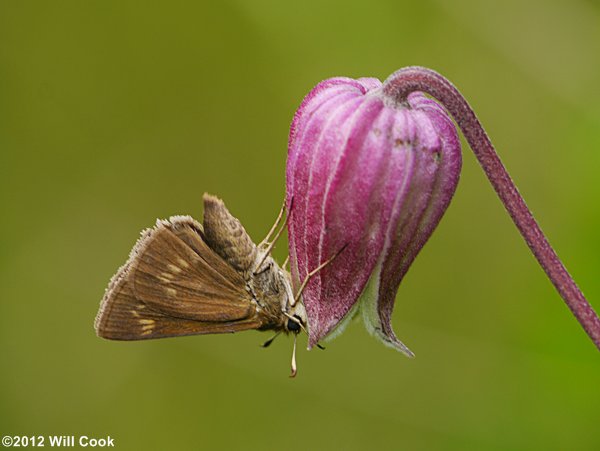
286,76,461,352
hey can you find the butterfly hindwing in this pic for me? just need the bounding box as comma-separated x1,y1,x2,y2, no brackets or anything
202,194,258,273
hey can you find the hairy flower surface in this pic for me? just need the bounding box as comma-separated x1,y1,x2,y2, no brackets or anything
286,76,461,353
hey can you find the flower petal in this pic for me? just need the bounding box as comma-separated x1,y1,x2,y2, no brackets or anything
286,77,461,351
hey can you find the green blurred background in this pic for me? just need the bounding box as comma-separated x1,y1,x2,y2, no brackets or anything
1,1,599,450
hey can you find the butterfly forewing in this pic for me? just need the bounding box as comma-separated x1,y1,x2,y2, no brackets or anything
95,216,268,340
131,218,254,321
167,215,247,289
95,268,264,340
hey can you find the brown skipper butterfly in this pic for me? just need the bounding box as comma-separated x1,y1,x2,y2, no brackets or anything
95,194,310,376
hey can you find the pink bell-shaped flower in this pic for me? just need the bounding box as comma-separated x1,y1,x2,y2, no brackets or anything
286,67,600,355
286,76,461,354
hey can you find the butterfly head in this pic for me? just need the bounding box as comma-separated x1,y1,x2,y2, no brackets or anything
285,304,307,335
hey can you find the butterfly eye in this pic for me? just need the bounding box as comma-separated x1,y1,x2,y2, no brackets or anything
286,317,301,332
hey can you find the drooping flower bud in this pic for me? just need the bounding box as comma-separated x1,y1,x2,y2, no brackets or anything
286,76,462,353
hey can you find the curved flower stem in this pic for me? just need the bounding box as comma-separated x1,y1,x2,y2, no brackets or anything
383,66,600,351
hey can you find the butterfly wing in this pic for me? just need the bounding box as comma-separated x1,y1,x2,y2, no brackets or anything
94,266,265,340
94,216,267,340
202,193,258,273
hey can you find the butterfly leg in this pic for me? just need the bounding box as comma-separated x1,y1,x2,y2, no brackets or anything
255,198,294,272
258,197,289,248
281,255,290,271
261,331,282,348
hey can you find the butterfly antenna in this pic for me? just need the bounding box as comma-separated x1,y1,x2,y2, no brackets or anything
282,255,290,271
294,243,348,305
290,334,298,378
261,331,281,348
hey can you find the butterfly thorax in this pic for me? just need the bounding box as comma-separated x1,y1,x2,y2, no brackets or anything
247,254,296,332
202,195,306,334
